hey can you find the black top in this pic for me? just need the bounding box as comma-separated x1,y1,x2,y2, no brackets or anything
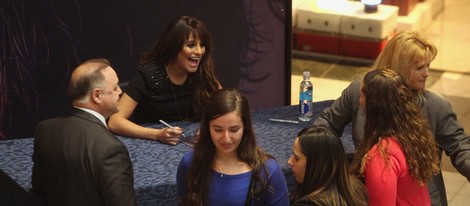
125,61,191,124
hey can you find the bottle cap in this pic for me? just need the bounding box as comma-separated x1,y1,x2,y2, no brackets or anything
303,71,310,79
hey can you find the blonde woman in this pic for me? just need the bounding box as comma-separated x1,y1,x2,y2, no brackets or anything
313,31,470,205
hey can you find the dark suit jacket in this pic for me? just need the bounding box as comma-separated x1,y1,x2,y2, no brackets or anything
32,108,136,206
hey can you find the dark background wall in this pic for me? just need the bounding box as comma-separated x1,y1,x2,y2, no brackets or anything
0,0,291,139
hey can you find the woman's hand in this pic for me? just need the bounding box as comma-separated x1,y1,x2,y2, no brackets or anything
147,127,183,145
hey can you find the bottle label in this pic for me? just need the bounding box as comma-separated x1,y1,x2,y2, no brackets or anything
299,86,313,116
299,89,312,102
300,102,310,114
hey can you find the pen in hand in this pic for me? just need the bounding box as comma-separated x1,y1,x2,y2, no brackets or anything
159,120,186,137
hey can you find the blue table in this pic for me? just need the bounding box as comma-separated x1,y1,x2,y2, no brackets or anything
0,100,353,205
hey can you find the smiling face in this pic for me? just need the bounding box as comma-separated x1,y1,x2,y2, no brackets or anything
288,137,307,183
173,32,205,74
210,111,244,156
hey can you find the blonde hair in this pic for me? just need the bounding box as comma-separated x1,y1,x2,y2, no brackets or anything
373,31,437,100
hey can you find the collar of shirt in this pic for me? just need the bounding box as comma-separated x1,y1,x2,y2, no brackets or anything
74,106,108,128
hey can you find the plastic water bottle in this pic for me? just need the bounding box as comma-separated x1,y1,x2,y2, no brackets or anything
299,71,313,121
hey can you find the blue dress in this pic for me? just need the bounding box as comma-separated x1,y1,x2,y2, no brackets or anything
176,151,289,206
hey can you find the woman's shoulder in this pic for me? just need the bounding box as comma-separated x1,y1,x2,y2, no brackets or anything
263,158,283,174
382,137,402,153
137,61,164,73
423,89,451,107
265,158,280,166
348,77,363,91
369,137,402,155
134,61,167,92
181,150,194,163
334,77,362,105
421,89,456,121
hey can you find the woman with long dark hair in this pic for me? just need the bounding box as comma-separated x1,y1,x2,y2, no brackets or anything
176,88,289,205
108,16,221,144
288,126,367,206
351,69,440,205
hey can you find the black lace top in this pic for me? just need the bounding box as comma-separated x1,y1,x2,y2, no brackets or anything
125,61,191,124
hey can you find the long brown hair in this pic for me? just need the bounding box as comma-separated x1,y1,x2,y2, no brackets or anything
141,16,220,121
351,69,440,184
290,126,368,206
182,88,273,205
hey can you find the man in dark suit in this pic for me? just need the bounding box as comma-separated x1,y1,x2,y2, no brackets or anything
32,59,136,206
